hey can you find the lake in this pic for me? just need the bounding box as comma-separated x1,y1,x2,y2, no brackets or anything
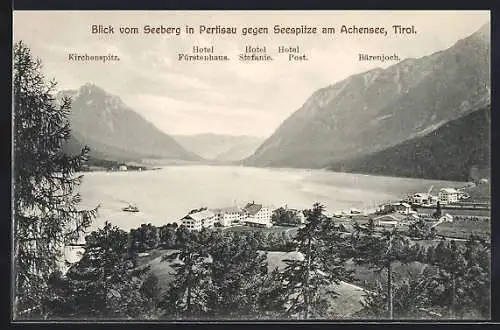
78,165,464,232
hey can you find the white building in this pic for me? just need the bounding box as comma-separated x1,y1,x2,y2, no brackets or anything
393,202,414,215
118,165,128,171
412,193,428,205
428,195,439,205
212,207,241,226
439,188,459,205
373,213,405,228
242,202,272,228
181,209,216,231
376,220,399,228
439,214,454,223
412,193,426,204
411,193,439,205
224,210,242,226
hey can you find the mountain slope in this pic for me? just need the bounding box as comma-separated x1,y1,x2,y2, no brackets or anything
63,134,140,163
244,22,490,170
328,106,490,181
214,137,265,162
59,84,200,162
173,134,264,161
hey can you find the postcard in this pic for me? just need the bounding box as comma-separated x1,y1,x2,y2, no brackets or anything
12,10,491,321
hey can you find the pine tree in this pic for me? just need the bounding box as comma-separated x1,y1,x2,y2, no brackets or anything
351,225,408,319
425,236,491,319
257,266,288,318
13,41,97,319
462,235,490,318
161,237,213,319
425,239,464,318
44,222,157,319
360,275,432,319
280,203,352,319
208,233,269,318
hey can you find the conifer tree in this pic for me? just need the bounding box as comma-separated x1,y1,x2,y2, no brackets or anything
462,235,490,318
257,266,289,318
424,236,490,319
208,233,269,318
161,236,213,319
351,225,408,319
49,222,157,319
280,203,351,319
13,41,97,318
360,275,432,319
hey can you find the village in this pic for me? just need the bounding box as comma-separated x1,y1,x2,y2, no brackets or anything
60,180,491,277
181,202,281,230
50,176,491,322
76,161,491,238
175,182,490,235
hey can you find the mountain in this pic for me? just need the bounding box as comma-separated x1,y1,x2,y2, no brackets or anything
172,134,264,162
63,134,136,163
244,22,490,171
328,106,490,182
214,137,265,162
59,83,200,162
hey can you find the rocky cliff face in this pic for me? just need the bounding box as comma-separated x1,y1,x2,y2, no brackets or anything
244,23,490,170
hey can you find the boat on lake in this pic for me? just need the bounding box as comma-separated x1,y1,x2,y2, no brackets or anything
122,204,140,212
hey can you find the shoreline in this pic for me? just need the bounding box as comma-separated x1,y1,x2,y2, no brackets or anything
79,165,162,173
75,165,489,233
83,160,474,184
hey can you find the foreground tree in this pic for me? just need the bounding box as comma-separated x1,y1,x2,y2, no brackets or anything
424,236,490,319
161,236,213,319
280,203,352,319
257,266,289,318
351,224,409,319
359,275,434,319
462,235,491,317
208,233,270,318
44,222,157,319
13,41,97,318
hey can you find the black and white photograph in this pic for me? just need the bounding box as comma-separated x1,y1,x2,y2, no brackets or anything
12,10,491,321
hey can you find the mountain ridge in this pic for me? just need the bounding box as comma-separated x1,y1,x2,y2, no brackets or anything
328,105,490,182
59,83,200,162
243,22,490,171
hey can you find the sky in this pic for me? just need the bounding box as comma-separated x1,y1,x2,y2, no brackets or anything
13,10,489,138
